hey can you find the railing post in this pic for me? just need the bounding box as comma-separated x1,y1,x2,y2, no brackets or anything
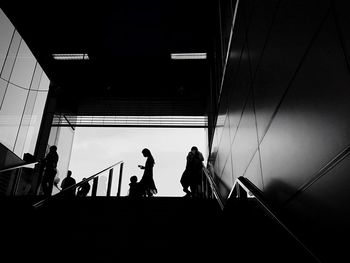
116,162,123,197
237,184,247,200
106,168,113,197
92,177,98,197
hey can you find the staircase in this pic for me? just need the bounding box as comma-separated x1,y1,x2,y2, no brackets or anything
1,196,320,263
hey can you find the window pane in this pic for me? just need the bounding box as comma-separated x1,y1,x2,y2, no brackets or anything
0,84,28,150
10,40,36,88
24,90,48,155
38,71,49,91
14,89,38,157
30,63,42,91
21,68,48,155
55,126,75,184
0,9,15,73
1,31,21,81
0,78,7,108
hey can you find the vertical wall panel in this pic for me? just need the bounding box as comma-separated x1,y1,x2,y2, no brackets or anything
260,12,350,205
13,64,42,156
333,1,350,54
246,0,279,78
219,153,234,199
0,78,7,107
0,9,14,74
217,115,231,178
10,40,36,89
0,84,27,150
253,0,330,142
1,31,21,81
244,151,263,190
227,44,251,144
231,96,258,178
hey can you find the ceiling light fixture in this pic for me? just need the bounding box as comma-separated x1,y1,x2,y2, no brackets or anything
170,53,207,60
52,53,89,60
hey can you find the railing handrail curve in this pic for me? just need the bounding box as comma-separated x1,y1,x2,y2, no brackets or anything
0,161,38,173
232,176,321,263
202,165,225,210
33,160,124,209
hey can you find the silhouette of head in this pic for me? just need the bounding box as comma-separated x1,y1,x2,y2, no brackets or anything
142,148,151,157
142,148,155,164
130,175,138,183
67,170,72,177
191,146,198,154
50,145,57,152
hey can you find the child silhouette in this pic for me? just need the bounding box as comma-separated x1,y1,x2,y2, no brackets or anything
128,175,142,198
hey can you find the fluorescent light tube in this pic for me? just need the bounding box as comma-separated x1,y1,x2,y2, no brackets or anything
52,54,89,60
171,53,207,60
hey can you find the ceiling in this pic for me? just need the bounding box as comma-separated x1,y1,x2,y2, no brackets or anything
1,1,217,116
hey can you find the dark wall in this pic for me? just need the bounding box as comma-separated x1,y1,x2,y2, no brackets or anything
210,0,350,261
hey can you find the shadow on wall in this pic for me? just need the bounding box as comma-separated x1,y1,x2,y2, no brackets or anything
263,177,341,263
263,178,298,208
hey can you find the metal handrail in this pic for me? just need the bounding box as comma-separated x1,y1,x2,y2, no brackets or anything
33,160,124,209
230,176,321,263
0,161,38,173
201,166,225,210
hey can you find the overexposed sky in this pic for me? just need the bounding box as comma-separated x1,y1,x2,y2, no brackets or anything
68,127,208,197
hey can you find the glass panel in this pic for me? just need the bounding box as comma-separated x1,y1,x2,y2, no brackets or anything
14,89,38,157
13,64,43,157
23,91,48,155
47,127,58,149
96,172,108,196
29,63,42,91
1,31,21,81
38,72,49,91
10,40,36,88
0,83,28,151
54,126,75,185
0,78,7,109
0,9,15,73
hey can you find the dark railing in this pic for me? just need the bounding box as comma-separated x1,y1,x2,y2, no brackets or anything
201,165,225,210
33,161,124,209
199,164,321,262
229,176,321,263
0,162,38,173
0,161,38,196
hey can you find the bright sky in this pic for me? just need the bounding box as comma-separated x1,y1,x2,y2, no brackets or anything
68,127,208,197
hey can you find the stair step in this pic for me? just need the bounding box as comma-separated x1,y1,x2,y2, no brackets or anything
0,196,318,263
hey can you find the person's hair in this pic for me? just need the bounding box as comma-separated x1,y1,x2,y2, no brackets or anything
50,145,57,151
191,146,198,152
142,148,155,164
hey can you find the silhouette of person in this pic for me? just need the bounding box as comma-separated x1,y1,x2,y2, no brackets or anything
138,148,157,197
60,170,76,197
180,168,191,197
181,146,204,198
41,145,59,197
77,178,91,197
128,175,142,198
